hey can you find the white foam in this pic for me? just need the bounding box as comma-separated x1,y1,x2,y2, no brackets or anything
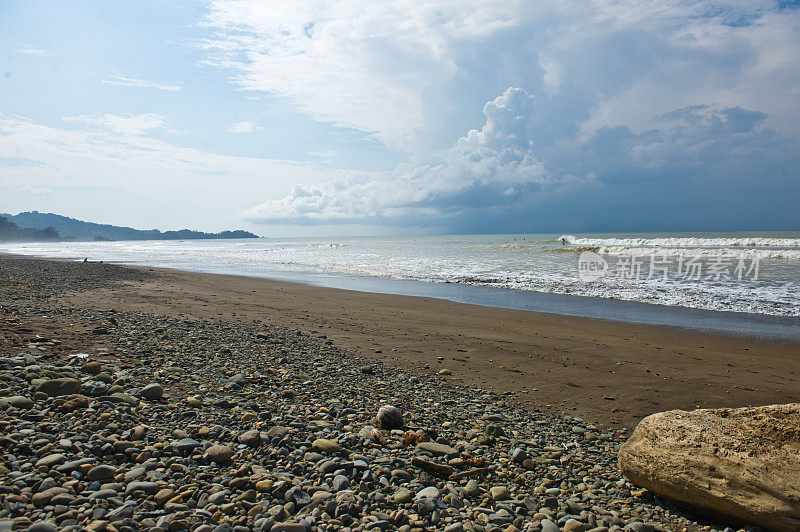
2,233,799,317
560,234,800,249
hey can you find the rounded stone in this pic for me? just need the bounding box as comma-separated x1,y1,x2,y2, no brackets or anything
373,404,404,430
416,486,440,500
312,438,341,453
28,523,58,532
37,378,81,397
490,485,510,501
86,464,116,481
0,395,34,409
204,445,235,463
237,430,261,446
139,383,164,400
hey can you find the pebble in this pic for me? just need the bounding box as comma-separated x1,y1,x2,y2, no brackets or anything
36,378,81,397
86,464,116,481
490,485,510,501
0,395,34,409
139,382,164,400
373,404,404,429
393,488,413,503
416,486,440,499
238,429,261,446
416,441,458,457
312,438,342,453
0,255,729,532
204,444,235,463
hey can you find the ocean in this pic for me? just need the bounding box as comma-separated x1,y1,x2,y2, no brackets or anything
3,232,799,337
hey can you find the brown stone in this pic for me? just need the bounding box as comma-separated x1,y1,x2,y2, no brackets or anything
619,403,800,530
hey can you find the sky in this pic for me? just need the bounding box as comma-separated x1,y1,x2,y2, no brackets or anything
1,0,799,235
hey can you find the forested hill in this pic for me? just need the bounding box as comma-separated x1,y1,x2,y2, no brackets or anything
1,211,259,241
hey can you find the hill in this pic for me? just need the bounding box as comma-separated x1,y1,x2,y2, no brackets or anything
0,216,61,242
2,212,259,242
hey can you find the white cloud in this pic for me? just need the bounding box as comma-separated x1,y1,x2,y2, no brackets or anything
307,150,336,158
201,0,527,149
20,185,54,195
201,0,800,152
229,120,259,133
243,88,595,224
62,113,168,135
0,114,334,230
16,46,57,58
101,74,182,92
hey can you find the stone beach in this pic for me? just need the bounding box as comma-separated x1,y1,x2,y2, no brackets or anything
0,255,772,531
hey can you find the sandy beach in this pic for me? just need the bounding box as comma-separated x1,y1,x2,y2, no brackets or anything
2,253,799,531
5,253,800,429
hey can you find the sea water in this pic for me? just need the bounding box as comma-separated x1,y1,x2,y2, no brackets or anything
2,232,799,321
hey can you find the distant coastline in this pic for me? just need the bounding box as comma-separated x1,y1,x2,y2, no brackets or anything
0,211,259,242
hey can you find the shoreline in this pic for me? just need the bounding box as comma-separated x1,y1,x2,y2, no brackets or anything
1,252,797,530
5,253,798,430
1,253,725,532
2,250,799,342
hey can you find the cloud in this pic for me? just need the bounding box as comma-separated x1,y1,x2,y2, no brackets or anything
20,185,54,195
577,103,796,178
243,88,595,224
16,46,57,58
201,0,525,149
62,113,167,135
101,74,182,92
228,121,259,133
306,150,336,158
0,114,333,230
244,87,800,228
201,0,800,154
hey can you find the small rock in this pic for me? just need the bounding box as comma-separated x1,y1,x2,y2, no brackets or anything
464,479,480,497
564,519,588,532
0,396,34,409
155,488,176,506
415,486,440,499
393,488,413,504
271,524,305,532
83,361,102,375
139,383,164,400
489,486,510,501
35,453,66,469
204,445,235,463
86,465,116,481
187,396,202,408
60,395,90,412
125,481,159,495
312,438,341,453
332,474,349,491
27,523,58,532
416,441,458,457
174,438,201,454
238,430,261,446
540,519,560,532
37,378,81,397
373,404,404,430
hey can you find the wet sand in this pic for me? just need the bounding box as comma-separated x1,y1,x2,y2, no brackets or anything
51,258,800,430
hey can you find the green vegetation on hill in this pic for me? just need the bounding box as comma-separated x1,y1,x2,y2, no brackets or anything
0,216,61,242
1,211,259,242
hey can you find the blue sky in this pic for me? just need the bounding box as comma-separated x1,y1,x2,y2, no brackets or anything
1,0,799,235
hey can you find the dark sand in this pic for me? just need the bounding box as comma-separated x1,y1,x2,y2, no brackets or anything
42,258,799,430
1,253,725,531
